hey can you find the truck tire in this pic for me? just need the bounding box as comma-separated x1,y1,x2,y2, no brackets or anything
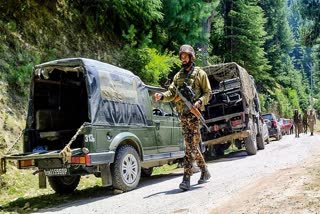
48,175,80,194
215,145,225,156
141,167,153,177
245,119,257,155
266,136,270,144
276,131,281,141
256,118,264,150
256,134,265,150
111,145,141,192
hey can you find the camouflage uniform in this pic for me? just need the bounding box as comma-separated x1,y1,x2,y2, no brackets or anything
162,65,211,177
293,109,301,138
302,110,308,134
180,113,206,176
308,110,317,136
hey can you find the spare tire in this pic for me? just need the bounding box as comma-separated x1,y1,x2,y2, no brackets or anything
48,175,80,194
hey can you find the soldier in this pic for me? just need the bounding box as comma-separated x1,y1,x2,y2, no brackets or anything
302,109,308,134
154,44,211,191
293,109,301,138
289,119,294,135
308,109,317,136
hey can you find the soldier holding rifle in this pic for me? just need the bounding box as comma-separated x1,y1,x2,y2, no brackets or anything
154,44,211,191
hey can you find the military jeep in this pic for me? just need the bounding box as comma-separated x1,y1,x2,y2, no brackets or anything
0,58,184,193
201,62,264,156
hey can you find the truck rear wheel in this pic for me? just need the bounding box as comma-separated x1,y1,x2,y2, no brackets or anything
141,167,153,177
215,145,225,156
245,120,257,155
111,145,141,192
256,134,265,150
256,119,265,150
48,175,80,194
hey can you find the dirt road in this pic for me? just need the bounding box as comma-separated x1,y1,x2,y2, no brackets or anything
40,133,320,214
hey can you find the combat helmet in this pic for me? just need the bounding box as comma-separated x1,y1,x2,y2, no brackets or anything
179,44,195,61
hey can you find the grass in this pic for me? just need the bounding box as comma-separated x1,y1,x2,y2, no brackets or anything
0,163,181,213
224,143,242,155
152,163,180,176
0,168,107,213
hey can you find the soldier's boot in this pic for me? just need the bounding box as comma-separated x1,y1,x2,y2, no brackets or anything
198,167,211,184
179,175,190,191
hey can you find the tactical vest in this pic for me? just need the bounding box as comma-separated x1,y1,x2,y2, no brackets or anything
173,66,203,113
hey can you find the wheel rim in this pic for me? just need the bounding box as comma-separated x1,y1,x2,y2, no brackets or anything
121,154,138,185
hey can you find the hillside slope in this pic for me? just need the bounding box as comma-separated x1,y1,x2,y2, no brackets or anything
0,0,122,150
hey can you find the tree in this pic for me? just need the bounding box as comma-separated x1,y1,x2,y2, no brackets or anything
210,0,270,80
70,0,163,38
299,0,320,46
299,0,320,111
158,0,217,52
259,0,295,78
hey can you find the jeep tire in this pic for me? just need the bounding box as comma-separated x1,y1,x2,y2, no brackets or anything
112,145,141,192
245,119,257,155
48,175,80,194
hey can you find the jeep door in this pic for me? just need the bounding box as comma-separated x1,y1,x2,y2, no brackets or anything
150,98,183,153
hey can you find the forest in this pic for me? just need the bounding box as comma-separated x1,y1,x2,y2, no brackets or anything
0,0,319,117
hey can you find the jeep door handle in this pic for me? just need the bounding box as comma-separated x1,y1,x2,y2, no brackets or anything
155,121,160,130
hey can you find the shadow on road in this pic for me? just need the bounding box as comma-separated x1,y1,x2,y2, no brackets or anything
206,150,248,164
1,149,262,212
144,185,203,198
0,172,184,213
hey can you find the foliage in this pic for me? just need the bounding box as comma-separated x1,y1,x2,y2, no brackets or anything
258,93,266,113
259,0,295,79
274,88,292,118
158,0,218,51
314,98,320,115
299,0,320,46
140,48,180,85
287,88,300,111
260,83,302,118
210,0,270,80
70,0,163,39
119,25,180,86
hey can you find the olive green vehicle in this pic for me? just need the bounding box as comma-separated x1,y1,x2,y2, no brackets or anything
201,62,264,157
0,58,184,193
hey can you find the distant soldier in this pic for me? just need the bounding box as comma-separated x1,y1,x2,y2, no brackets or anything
293,109,301,138
308,109,317,136
302,109,308,134
289,119,294,135
298,113,303,134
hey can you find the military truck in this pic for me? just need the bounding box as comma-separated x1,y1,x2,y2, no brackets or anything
201,62,264,156
0,58,185,193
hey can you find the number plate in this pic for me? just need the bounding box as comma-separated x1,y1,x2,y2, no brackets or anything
44,168,68,176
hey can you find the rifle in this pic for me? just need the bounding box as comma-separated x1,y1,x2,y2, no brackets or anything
173,83,211,132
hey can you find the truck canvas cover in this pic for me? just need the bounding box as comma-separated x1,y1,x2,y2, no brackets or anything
34,58,148,126
202,62,255,108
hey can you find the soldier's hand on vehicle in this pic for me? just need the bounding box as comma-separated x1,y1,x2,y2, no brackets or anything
154,93,163,102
